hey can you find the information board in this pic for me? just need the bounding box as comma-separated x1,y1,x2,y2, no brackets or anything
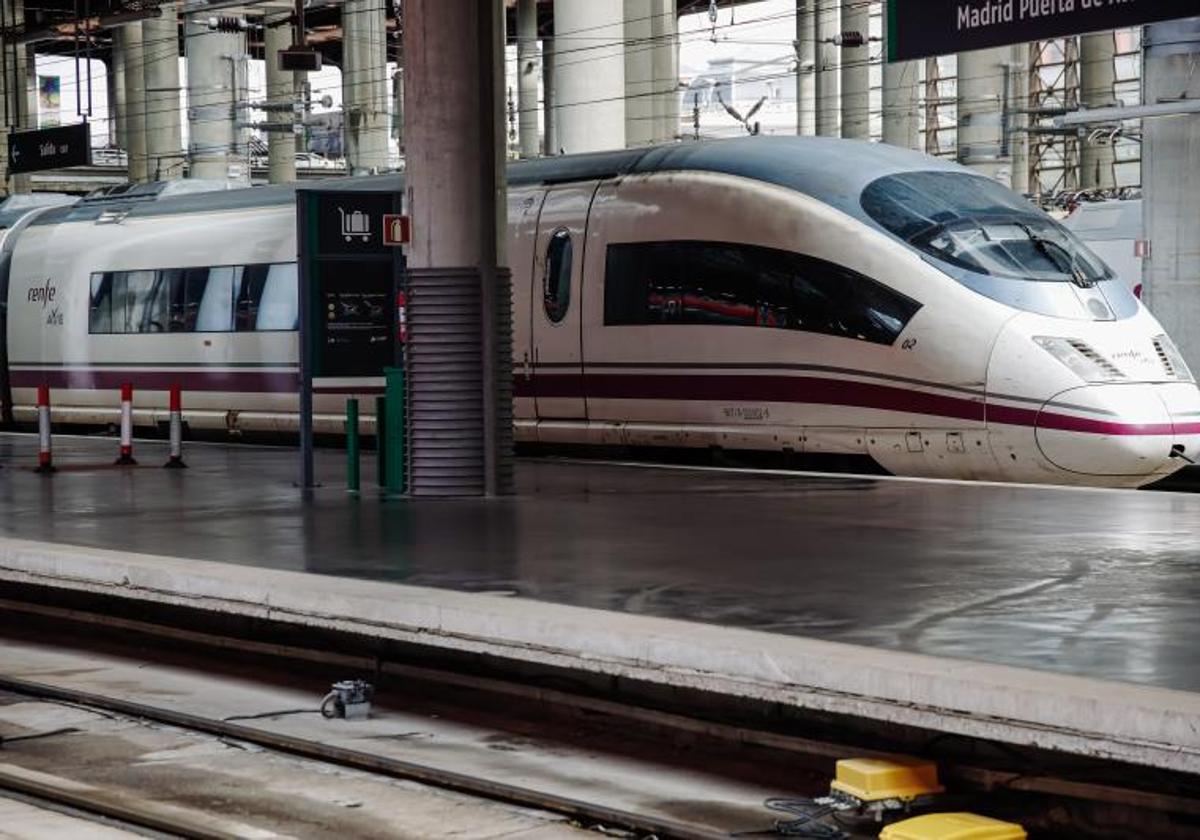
297,189,403,379
887,1,1198,63
295,188,404,489
7,122,90,174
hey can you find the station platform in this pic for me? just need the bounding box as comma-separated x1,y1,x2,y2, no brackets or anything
0,432,1195,773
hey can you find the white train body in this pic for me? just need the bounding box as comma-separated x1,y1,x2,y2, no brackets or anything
2,138,1196,487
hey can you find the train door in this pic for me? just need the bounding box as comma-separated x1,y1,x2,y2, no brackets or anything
509,188,544,423
530,183,595,421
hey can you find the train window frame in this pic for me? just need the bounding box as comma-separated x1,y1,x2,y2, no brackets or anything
88,261,299,336
543,228,573,324
603,240,922,346
860,171,1113,284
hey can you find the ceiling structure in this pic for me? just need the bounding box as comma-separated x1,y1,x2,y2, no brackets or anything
6,0,725,66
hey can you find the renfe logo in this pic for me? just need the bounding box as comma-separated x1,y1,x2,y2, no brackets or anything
27,279,56,307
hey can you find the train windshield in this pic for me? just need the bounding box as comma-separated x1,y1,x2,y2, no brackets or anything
861,171,1112,284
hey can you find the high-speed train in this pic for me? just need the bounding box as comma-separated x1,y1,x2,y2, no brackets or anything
1,136,1197,487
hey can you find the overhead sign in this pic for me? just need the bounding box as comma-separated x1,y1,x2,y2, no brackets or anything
7,122,90,174
887,1,1198,62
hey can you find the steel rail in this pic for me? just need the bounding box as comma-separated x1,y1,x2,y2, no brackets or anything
0,767,228,839
0,674,727,840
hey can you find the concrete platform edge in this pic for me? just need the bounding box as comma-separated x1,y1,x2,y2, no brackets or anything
0,537,1195,773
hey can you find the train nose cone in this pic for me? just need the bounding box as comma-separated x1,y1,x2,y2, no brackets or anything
1035,384,1178,477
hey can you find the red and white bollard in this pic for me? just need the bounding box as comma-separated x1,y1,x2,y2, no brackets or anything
114,382,137,465
163,383,187,469
35,384,53,473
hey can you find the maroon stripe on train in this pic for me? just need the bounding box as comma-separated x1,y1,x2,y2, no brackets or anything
522,372,987,421
10,369,300,393
16,367,1200,437
518,372,1200,437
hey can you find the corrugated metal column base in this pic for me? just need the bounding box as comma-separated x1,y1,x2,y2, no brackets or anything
407,267,513,497
493,267,515,494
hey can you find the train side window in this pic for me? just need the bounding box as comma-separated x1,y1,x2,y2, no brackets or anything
604,241,920,345
108,273,130,333
544,229,572,323
254,264,299,330
235,264,270,331
196,267,237,332
234,263,298,331
688,243,763,327
89,262,299,334
89,273,115,334
128,270,168,333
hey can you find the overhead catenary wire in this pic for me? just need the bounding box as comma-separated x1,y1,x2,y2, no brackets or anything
9,0,1138,180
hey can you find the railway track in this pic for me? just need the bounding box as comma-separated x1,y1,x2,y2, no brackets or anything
0,672,717,840
0,592,1196,838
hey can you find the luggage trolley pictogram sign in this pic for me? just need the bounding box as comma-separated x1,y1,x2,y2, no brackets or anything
338,206,371,242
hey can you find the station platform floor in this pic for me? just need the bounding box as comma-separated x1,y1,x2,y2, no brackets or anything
0,431,1196,697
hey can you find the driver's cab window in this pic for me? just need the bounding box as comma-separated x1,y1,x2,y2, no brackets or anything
544,228,573,323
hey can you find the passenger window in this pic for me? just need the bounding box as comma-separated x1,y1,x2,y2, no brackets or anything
235,264,270,331
89,273,114,333
88,263,300,335
129,270,168,332
254,263,299,330
604,241,920,346
544,229,573,323
195,267,237,332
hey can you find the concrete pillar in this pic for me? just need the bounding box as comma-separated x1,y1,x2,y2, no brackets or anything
143,7,184,181
109,53,125,149
185,16,248,183
1008,44,1030,195
624,0,653,147
342,0,389,175
882,59,919,148
957,45,1022,186
839,0,869,139
796,0,816,136
880,2,919,150
650,0,679,143
516,0,539,157
815,0,840,137
404,0,511,496
120,23,149,183
9,5,32,193
1143,18,1200,373
392,68,404,151
542,33,556,154
553,0,624,154
1080,31,1118,191
264,13,298,183
0,0,13,193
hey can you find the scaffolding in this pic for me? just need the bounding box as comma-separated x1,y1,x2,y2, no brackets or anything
1028,37,1080,201
921,54,956,159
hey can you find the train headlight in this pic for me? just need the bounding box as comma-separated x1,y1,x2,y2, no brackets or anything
1153,334,1194,383
1033,337,1128,383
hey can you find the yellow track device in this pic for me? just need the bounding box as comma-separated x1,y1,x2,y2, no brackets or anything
880,812,1028,840
830,757,945,805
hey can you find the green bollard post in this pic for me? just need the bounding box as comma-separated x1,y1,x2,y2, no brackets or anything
346,398,360,493
384,366,405,495
375,395,387,488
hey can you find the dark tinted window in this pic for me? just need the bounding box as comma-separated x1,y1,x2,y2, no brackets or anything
89,263,298,334
605,241,920,346
544,229,572,323
861,171,1111,283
